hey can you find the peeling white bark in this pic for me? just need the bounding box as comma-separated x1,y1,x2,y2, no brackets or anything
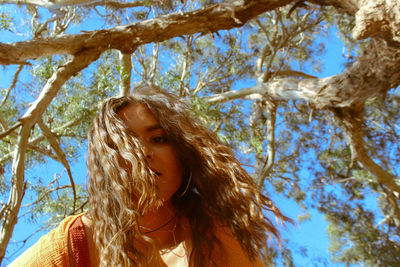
0,48,101,262
0,0,293,65
0,0,148,9
206,39,400,109
37,119,77,213
352,0,400,42
118,52,132,97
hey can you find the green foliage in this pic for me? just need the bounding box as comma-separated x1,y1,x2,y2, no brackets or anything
2,1,400,266
0,11,12,31
324,200,400,266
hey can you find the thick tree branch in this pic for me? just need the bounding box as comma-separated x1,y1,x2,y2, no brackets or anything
0,125,30,263
309,0,400,45
0,48,101,264
0,0,150,9
308,0,358,15
331,105,400,226
206,39,400,109
0,0,293,65
351,0,400,43
19,48,102,124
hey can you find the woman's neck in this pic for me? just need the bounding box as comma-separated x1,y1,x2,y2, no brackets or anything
140,200,177,233
82,200,191,264
140,200,186,249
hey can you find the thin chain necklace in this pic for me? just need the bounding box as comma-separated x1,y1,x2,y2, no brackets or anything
143,213,178,234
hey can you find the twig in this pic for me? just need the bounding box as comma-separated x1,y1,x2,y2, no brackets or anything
0,123,22,140
37,119,76,214
0,65,23,108
257,98,278,187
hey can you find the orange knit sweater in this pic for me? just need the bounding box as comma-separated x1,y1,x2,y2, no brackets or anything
9,213,84,267
9,214,265,267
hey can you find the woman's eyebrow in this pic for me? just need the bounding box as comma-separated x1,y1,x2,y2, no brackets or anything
145,124,163,132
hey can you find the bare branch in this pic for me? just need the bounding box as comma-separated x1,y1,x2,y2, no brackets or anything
0,0,150,9
20,185,71,210
0,117,82,164
0,47,102,263
148,43,160,84
85,0,150,9
0,124,31,263
133,47,148,81
270,70,318,79
257,99,278,187
0,123,22,140
19,49,102,125
351,0,400,43
37,119,77,213
0,65,23,109
0,0,294,65
205,39,400,109
118,52,132,97
179,36,193,97
331,105,400,228
27,143,58,161
332,105,400,193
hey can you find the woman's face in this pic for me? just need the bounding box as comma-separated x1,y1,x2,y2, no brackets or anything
117,103,183,203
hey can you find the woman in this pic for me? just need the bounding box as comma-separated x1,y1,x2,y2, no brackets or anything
10,86,288,266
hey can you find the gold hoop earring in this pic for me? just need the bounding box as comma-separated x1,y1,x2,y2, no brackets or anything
177,172,192,197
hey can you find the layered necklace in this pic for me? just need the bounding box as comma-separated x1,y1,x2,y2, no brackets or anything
143,213,178,234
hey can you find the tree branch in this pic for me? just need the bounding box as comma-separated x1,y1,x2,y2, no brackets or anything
0,65,23,109
0,47,101,264
331,105,400,222
0,0,294,65
205,39,400,109
0,0,150,9
0,117,82,164
257,99,278,187
351,0,400,43
118,52,132,97
0,123,22,140
19,48,102,125
37,119,77,213
0,124,30,263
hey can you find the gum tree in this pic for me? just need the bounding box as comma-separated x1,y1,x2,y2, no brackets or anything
1,0,399,265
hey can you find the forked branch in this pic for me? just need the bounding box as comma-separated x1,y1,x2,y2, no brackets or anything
0,47,102,264
331,105,400,226
37,119,77,213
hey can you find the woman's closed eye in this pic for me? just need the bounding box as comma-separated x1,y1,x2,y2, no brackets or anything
151,135,168,144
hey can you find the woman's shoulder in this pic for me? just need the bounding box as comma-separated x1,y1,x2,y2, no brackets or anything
212,226,266,267
8,213,85,267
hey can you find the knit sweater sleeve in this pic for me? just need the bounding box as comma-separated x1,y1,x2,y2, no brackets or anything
211,227,266,267
8,214,84,267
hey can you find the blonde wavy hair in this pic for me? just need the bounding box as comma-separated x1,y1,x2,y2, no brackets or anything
87,85,287,266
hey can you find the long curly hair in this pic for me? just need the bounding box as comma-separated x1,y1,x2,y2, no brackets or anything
87,85,288,266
